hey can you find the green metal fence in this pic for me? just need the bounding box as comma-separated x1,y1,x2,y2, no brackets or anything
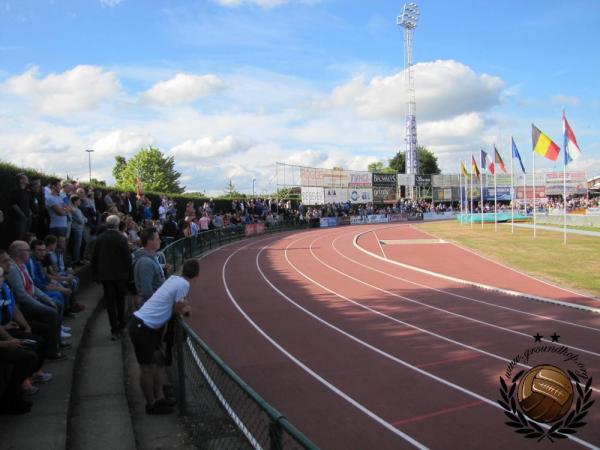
164,224,318,450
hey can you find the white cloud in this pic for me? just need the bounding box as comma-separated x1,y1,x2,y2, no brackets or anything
1,65,121,116
170,136,253,161
100,0,123,6
214,0,310,8
319,60,504,122
141,73,226,106
285,149,328,167
551,94,580,106
92,130,155,156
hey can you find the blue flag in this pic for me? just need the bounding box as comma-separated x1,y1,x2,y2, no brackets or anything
480,149,488,172
512,137,526,173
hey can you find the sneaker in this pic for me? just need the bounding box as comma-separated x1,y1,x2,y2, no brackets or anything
145,402,174,415
31,372,53,383
61,330,72,339
62,325,72,332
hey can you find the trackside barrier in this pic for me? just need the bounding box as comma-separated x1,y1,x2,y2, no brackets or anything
163,224,319,450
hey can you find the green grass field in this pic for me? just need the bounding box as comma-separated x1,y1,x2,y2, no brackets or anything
416,221,600,297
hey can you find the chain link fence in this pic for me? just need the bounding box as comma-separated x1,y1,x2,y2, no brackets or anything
164,224,318,450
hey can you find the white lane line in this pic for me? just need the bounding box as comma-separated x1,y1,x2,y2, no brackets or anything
412,224,600,302
353,229,600,315
330,231,600,335
292,233,600,394
222,239,428,449
372,230,387,258
257,237,598,450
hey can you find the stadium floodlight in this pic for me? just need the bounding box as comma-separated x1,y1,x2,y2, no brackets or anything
397,2,420,195
397,2,420,29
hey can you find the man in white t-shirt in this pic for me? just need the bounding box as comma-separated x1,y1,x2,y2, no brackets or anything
128,258,199,414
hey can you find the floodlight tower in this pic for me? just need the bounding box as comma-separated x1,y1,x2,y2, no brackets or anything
397,3,420,191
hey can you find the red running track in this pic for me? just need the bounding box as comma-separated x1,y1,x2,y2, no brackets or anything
186,224,600,450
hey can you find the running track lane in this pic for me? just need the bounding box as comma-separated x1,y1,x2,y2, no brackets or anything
187,227,600,449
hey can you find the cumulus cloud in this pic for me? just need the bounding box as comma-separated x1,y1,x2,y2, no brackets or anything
92,130,156,156
1,65,121,116
141,73,226,106
319,60,504,122
170,136,253,162
285,149,328,167
100,0,123,6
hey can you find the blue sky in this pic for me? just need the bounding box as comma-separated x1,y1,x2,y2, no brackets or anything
1,0,598,194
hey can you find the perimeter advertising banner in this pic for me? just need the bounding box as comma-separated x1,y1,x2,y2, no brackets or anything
545,171,587,195
301,186,325,205
319,217,338,228
515,186,547,201
348,172,372,188
300,168,348,187
372,186,398,204
323,188,348,204
372,172,397,187
484,187,512,201
348,188,373,204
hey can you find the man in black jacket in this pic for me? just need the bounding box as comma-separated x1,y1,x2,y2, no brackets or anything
92,215,131,340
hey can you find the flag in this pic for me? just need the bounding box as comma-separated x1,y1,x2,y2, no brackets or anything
460,161,469,177
471,155,480,178
480,150,488,171
512,138,526,173
532,124,560,161
562,111,581,164
481,149,495,174
494,146,508,173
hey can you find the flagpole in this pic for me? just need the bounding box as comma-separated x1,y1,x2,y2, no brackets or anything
510,141,514,234
480,166,484,229
533,152,536,238
470,170,474,229
494,158,498,232
460,168,464,224
523,168,527,220
563,157,567,245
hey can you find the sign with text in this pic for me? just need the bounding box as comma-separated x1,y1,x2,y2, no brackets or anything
323,188,348,204
372,186,398,204
301,187,325,205
372,173,397,187
348,172,372,188
349,188,373,204
415,174,432,187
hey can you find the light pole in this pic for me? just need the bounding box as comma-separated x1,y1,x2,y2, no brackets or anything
398,2,420,198
85,149,94,183
252,177,256,198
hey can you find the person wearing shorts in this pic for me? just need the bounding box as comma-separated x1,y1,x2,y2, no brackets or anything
128,258,198,415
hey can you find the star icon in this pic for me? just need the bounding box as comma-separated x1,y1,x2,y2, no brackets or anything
550,332,560,343
533,333,543,342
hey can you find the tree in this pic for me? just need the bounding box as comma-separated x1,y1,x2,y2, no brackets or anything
367,161,395,173
388,146,441,174
112,147,184,194
112,156,127,186
220,179,246,199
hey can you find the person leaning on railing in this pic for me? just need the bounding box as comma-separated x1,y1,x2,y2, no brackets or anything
128,258,199,415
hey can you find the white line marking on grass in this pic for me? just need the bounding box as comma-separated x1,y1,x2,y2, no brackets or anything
330,231,600,335
353,229,600,315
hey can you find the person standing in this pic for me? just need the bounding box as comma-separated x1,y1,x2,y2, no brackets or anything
133,227,164,306
92,215,132,340
10,174,32,242
69,195,87,266
128,259,198,414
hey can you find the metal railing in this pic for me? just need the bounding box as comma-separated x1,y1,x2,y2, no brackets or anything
164,223,318,450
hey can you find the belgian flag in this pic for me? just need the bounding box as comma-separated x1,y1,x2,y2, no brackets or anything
532,124,560,161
